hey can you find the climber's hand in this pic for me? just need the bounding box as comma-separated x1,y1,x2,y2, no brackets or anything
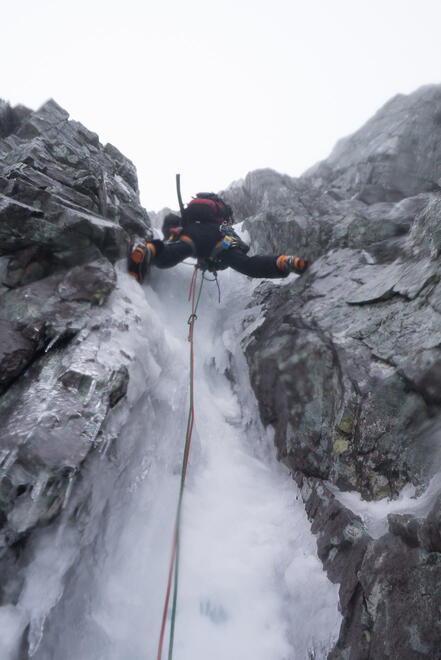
128,241,156,282
277,255,310,275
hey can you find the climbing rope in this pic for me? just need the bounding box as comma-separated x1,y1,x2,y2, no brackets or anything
157,266,204,660
202,270,222,304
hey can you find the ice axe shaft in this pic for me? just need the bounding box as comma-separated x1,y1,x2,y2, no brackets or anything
176,174,185,217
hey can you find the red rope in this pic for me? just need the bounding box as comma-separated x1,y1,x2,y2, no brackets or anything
157,266,199,660
188,265,198,303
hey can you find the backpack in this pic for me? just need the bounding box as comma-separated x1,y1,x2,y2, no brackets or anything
183,193,233,226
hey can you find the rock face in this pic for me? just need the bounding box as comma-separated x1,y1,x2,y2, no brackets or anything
0,100,150,559
2,86,441,659
224,85,441,658
304,84,441,203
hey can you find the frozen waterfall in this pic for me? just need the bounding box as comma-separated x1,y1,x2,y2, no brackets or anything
2,261,341,659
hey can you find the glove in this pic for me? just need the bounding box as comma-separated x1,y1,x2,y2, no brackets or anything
277,255,310,275
128,241,156,282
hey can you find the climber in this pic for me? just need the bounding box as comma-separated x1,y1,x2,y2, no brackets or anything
128,192,310,282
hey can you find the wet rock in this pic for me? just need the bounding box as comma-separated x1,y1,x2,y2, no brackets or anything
108,366,129,408
104,142,139,195
356,534,441,659
3,245,53,288
246,308,341,481
0,101,26,139
57,259,116,306
0,256,117,395
0,280,142,552
406,195,441,260
296,476,372,659
236,85,441,658
0,321,35,393
297,475,370,598
389,494,441,553
0,97,152,555
225,170,427,266
0,193,130,265
244,250,436,500
2,85,441,659
304,84,441,203
0,195,46,253
295,478,441,660
0,99,150,243
347,259,438,304
0,269,95,351
328,528,441,659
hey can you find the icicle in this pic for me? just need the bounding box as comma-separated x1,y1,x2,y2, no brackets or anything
83,378,97,406
54,469,78,547
0,448,14,469
0,448,18,481
28,614,45,657
98,433,115,457
62,469,77,511
31,470,49,502
44,333,62,353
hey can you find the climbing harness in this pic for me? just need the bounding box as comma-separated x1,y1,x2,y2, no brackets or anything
157,266,204,660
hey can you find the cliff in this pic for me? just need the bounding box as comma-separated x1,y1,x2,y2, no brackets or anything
0,87,440,658
0,98,151,568
223,85,441,658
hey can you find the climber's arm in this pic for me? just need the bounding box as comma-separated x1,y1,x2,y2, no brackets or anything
154,236,195,269
128,236,196,281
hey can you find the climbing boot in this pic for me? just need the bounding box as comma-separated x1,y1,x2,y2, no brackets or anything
277,255,310,275
128,241,156,282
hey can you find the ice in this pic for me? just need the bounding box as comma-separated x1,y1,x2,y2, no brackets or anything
0,447,18,479
0,606,27,660
44,332,62,353
30,470,49,502
5,263,342,659
61,469,77,510
19,529,81,657
83,377,97,405
329,476,441,538
28,264,341,659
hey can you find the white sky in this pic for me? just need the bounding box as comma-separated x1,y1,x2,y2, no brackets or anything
2,0,441,211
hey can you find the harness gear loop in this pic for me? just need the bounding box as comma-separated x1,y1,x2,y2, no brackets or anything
157,268,204,660
202,270,221,304
214,271,221,304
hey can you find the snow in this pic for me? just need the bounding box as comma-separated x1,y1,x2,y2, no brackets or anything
329,476,441,539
